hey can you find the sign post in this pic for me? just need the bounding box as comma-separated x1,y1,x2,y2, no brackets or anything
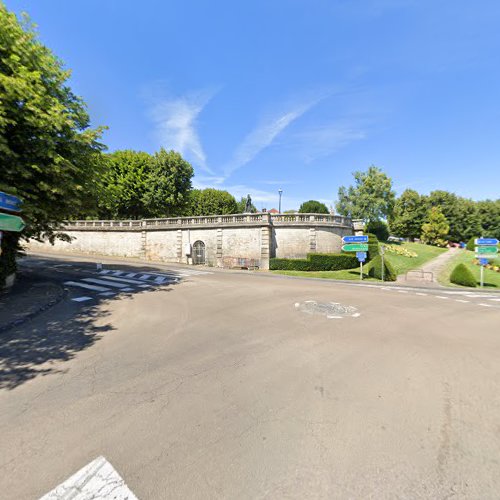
474,238,499,288
0,213,25,232
343,236,369,280
380,245,386,282
0,192,22,213
356,251,367,280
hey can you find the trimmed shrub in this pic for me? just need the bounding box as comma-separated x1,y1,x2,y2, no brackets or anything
450,263,476,287
270,253,359,271
367,233,379,261
307,253,359,271
366,220,389,242
269,258,312,271
367,255,397,281
466,236,476,252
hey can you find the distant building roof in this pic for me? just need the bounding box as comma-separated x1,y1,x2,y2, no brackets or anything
268,208,279,214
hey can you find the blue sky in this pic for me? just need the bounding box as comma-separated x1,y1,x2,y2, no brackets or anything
7,0,500,210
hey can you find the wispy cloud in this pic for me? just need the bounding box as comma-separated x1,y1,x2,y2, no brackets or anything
223,100,319,178
148,88,216,173
294,122,366,163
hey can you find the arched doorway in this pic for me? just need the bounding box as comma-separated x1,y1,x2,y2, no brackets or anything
192,240,205,265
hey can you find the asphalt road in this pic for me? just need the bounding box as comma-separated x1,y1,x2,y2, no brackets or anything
1,254,500,499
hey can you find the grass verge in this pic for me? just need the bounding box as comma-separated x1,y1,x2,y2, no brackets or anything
439,249,500,289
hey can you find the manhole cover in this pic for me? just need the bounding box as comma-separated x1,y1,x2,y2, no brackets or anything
295,300,360,319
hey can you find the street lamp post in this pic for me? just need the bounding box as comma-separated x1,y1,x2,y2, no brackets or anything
278,189,283,214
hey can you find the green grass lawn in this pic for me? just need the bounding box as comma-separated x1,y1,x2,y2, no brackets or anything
439,249,500,289
382,242,447,276
273,241,447,281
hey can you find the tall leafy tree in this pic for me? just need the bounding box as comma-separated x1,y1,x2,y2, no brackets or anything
0,4,106,239
336,166,395,222
298,200,329,214
186,188,238,216
143,149,193,217
389,189,427,240
97,150,152,219
476,199,500,240
427,191,481,242
421,207,449,247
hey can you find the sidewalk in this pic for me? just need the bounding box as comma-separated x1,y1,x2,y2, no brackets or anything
0,273,64,333
396,247,459,287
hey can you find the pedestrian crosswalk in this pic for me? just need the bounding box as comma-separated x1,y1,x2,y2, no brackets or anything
65,267,211,303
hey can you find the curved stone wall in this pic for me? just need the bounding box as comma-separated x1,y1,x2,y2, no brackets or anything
27,213,353,270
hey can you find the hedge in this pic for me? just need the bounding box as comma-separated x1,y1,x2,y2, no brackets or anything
466,236,476,252
367,255,397,281
270,253,358,271
367,233,379,261
450,263,476,287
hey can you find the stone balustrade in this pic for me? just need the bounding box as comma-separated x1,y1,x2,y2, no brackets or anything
63,213,352,230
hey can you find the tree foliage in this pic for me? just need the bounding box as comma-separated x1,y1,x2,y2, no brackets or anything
389,189,427,240
298,200,329,214
366,220,389,242
0,4,106,240
421,207,449,247
336,166,395,222
186,188,238,216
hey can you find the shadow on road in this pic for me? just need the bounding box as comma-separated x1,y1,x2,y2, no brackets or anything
0,258,179,390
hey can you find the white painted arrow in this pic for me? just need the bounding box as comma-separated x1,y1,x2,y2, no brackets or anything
40,456,138,499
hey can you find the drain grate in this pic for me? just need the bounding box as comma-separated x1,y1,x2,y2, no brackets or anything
295,300,360,319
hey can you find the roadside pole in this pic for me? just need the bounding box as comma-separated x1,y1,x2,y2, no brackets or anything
480,263,484,288
380,245,385,282
475,238,499,289
360,261,363,280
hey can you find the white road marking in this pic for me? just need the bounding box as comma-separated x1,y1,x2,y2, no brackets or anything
488,298,500,302
40,455,138,500
327,315,343,319
99,269,111,274
436,296,449,300
64,281,111,292
479,303,493,307
110,270,125,276
138,284,152,288
99,292,116,297
98,275,151,285
455,299,469,303
397,290,408,293
124,272,137,278
122,287,134,291
415,292,427,296
154,276,166,283
71,296,93,302
82,278,129,289
139,274,152,280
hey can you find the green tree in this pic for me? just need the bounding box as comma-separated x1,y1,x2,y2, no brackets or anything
476,199,500,240
421,207,449,247
236,196,257,213
427,191,481,242
298,200,329,214
97,150,152,219
336,166,395,222
0,4,105,283
389,189,427,240
0,4,106,240
143,149,193,217
366,220,389,241
186,188,238,216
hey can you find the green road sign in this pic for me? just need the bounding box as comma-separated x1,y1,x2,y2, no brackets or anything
0,213,25,232
342,243,369,252
475,246,498,254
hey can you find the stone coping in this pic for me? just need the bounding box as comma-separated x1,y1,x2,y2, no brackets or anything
62,213,353,231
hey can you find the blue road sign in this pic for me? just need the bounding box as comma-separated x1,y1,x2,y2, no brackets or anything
475,238,499,246
342,235,368,244
479,258,489,266
356,251,367,262
0,191,22,213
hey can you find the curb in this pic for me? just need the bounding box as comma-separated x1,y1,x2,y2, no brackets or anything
0,285,66,334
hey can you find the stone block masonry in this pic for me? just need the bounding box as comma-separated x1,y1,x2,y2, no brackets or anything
27,213,353,270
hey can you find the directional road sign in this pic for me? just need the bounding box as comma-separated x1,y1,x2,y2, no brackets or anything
356,251,367,262
0,213,25,232
479,258,489,266
475,238,499,246
342,235,368,244
475,253,496,260
475,246,498,254
342,243,369,252
0,191,22,213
